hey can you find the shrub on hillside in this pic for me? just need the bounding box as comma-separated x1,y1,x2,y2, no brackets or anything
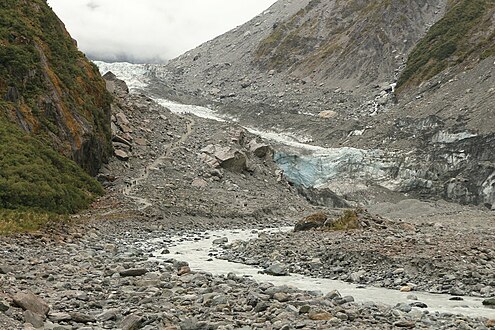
0,118,103,214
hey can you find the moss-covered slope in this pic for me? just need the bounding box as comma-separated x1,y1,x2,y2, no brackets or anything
0,0,112,175
397,0,495,90
0,118,103,214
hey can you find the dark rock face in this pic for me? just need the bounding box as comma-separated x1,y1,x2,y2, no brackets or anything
0,0,112,176
297,186,350,208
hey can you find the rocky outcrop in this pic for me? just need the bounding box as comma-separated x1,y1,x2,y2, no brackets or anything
0,0,112,175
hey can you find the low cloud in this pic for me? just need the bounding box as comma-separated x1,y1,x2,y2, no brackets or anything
47,0,276,63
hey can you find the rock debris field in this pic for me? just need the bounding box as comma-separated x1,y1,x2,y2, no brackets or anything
1,77,494,329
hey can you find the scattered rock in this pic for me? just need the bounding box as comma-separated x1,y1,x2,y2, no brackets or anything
97,309,119,322
394,320,416,328
178,266,191,276
120,314,143,330
12,292,50,316
119,268,148,277
212,237,228,245
264,262,289,276
115,149,130,161
318,110,337,119
48,312,71,322
308,310,332,321
68,312,96,323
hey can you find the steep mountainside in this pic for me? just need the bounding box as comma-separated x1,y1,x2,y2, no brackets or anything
398,0,495,90
154,0,446,98
0,0,110,223
142,0,495,208
0,0,112,175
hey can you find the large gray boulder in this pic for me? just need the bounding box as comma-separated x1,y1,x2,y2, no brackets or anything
214,147,247,172
12,292,50,316
248,139,272,158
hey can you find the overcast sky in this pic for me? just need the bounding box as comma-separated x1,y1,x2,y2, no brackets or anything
47,0,277,63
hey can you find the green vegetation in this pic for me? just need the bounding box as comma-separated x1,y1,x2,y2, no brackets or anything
0,118,103,215
0,209,70,234
397,0,495,90
0,0,112,233
0,0,112,172
255,0,321,69
324,209,361,231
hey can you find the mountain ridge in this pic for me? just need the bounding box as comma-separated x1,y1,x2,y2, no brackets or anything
142,0,495,208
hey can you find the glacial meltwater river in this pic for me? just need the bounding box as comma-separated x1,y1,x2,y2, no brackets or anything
148,228,495,319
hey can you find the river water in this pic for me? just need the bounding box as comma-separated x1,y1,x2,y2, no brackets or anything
149,228,495,319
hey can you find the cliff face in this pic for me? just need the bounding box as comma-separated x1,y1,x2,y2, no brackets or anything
0,0,112,175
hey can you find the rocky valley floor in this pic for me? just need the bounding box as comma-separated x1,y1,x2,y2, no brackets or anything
1,79,494,329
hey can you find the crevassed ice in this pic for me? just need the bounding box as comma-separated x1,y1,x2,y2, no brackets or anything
93,61,150,90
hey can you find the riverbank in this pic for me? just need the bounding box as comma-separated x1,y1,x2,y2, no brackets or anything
1,215,494,329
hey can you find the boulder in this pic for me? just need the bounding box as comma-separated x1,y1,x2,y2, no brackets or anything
12,292,50,316
309,310,332,321
294,212,327,232
135,137,148,146
103,72,129,94
0,300,9,312
115,112,130,127
248,139,271,158
119,268,147,277
120,314,143,330
48,312,71,322
318,110,337,119
214,148,247,172
68,312,95,323
97,309,118,322
178,266,191,276
23,310,44,328
115,149,129,161
483,298,495,306
0,264,12,274
191,178,208,188
112,134,132,147
264,262,289,276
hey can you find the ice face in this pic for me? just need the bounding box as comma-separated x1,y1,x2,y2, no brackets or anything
94,61,151,90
